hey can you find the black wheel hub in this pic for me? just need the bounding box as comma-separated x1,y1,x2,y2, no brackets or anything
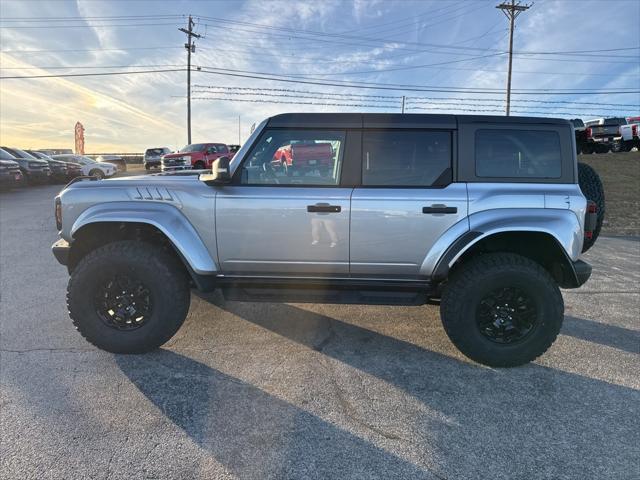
94,274,152,330
476,287,538,344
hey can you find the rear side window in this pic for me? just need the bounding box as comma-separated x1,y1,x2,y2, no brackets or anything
362,130,451,186
475,129,562,179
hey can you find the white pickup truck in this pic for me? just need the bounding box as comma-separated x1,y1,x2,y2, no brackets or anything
585,117,639,153
620,116,639,152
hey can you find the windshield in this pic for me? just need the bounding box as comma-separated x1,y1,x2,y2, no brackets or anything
146,148,169,155
229,119,268,175
4,147,36,159
604,118,627,126
0,148,16,160
180,144,207,153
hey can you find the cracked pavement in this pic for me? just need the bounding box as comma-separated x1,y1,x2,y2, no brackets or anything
1,184,639,479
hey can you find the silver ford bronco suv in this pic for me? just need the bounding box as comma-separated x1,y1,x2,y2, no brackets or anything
52,113,604,367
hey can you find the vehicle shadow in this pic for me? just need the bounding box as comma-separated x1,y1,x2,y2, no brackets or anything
562,315,640,354
180,292,640,479
115,350,433,479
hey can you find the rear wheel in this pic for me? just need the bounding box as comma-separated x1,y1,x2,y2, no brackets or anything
67,241,191,353
440,253,564,367
193,161,205,170
578,162,605,252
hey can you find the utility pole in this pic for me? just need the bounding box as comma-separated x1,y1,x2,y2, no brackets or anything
238,115,241,145
179,16,201,144
401,95,405,114
496,1,531,116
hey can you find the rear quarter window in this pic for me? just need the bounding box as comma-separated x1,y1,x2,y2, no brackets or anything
475,129,562,179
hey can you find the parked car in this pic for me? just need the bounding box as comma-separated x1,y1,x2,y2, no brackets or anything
52,154,117,179
25,150,67,183
271,141,335,175
0,148,24,189
583,117,627,153
144,147,172,170
52,113,603,368
96,155,127,172
228,144,241,154
1,146,51,183
161,143,233,171
28,150,83,182
619,116,640,152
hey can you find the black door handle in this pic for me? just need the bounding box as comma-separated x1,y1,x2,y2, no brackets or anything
307,204,341,213
422,205,457,214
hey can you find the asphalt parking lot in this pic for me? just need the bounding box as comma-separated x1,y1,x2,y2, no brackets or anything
1,182,639,480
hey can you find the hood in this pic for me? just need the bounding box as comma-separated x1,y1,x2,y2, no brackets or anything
163,151,194,159
66,172,203,189
47,159,68,167
0,159,20,167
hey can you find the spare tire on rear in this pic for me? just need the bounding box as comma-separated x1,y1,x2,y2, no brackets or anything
578,162,605,252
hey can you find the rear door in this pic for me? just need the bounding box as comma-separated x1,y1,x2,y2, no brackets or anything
350,128,467,278
216,128,355,276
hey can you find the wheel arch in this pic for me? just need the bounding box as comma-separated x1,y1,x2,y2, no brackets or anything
434,230,581,289
68,203,218,290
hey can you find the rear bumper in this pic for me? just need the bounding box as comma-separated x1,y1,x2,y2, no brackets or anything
52,238,70,266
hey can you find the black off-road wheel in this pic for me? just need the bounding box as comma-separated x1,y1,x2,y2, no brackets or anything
578,162,605,252
67,241,191,353
440,253,564,368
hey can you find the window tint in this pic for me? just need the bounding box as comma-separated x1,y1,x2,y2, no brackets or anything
475,129,562,178
241,129,345,186
362,131,451,186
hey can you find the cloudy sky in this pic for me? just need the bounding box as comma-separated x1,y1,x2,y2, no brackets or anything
1,0,638,152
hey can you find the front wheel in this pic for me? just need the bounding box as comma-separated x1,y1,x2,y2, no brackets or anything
440,253,564,367
89,169,105,179
67,241,191,353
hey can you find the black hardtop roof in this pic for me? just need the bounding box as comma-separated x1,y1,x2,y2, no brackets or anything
267,112,570,129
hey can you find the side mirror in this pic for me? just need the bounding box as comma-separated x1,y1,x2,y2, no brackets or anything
200,157,231,185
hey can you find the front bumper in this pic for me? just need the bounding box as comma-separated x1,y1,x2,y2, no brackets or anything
162,164,192,171
0,170,23,185
52,238,70,266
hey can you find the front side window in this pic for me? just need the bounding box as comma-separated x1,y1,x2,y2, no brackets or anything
475,129,562,178
240,129,345,186
362,130,451,186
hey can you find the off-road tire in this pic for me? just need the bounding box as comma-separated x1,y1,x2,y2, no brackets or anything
578,162,605,252
67,241,190,353
440,253,564,368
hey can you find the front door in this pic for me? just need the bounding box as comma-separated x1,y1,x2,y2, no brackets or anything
216,128,351,276
350,129,467,278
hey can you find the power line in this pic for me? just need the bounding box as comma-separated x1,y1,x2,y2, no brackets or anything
191,96,631,117
0,22,181,29
193,86,640,107
0,68,185,80
194,67,640,94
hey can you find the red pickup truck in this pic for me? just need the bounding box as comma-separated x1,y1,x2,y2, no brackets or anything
272,142,334,174
161,143,234,171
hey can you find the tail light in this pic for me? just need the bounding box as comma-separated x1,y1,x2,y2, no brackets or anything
585,127,592,138
55,197,62,231
584,200,597,241
632,124,638,137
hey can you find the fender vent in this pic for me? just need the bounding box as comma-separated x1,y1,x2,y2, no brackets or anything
132,187,175,202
